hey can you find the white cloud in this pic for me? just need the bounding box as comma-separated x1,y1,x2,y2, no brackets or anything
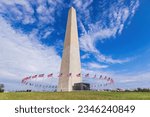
43,31,53,39
73,0,93,21
0,17,61,90
78,19,87,35
80,27,117,52
79,0,139,64
0,0,35,24
81,53,90,59
96,53,131,64
22,15,35,25
130,0,140,16
0,1,138,66
113,70,150,89
0,0,33,13
80,33,97,52
0,0,64,26
36,4,55,24
80,0,140,52
86,62,108,69
35,0,64,25
73,0,93,10
73,0,82,8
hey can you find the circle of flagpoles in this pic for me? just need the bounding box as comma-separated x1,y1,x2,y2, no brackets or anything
21,73,115,91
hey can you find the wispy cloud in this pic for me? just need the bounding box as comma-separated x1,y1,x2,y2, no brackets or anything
95,53,132,64
113,70,150,89
0,17,61,90
78,0,139,64
81,53,90,59
0,0,35,24
0,0,66,90
0,0,64,39
86,62,108,69
73,0,93,17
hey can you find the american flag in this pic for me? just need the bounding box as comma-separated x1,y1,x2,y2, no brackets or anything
99,75,102,79
47,73,53,78
22,76,31,83
58,73,63,77
76,73,81,77
29,83,32,86
107,77,111,81
38,74,44,77
32,75,37,78
110,79,114,84
104,76,107,80
93,74,96,78
85,73,89,78
67,73,72,77
21,79,25,83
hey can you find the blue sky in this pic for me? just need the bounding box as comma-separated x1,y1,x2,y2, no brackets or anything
0,0,150,91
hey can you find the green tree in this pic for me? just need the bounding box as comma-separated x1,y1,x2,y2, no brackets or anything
0,84,4,92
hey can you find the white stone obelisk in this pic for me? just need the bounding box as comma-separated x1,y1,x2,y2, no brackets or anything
57,7,82,91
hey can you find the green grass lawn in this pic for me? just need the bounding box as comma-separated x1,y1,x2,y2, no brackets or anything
0,91,150,100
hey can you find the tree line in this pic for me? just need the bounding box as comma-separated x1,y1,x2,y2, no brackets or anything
125,88,150,92
0,84,4,92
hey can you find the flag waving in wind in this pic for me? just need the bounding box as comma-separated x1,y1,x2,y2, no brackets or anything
110,79,114,84
93,74,96,78
32,75,37,78
107,77,111,81
85,73,89,78
99,75,102,79
76,73,81,77
38,74,44,78
47,73,53,78
67,73,72,77
58,73,63,77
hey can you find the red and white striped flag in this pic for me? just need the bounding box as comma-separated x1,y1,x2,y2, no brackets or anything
110,79,114,84
58,73,63,77
38,74,44,78
99,75,102,79
47,73,53,78
76,73,81,77
85,73,89,78
32,75,37,78
67,73,72,77
22,76,31,83
104,76,107,80
107,77,111,81
21,78,26,83
93,74,96,78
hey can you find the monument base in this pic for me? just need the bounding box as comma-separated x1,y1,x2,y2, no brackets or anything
73,83,90,91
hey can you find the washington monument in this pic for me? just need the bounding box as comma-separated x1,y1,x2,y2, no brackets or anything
57,7,82,91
